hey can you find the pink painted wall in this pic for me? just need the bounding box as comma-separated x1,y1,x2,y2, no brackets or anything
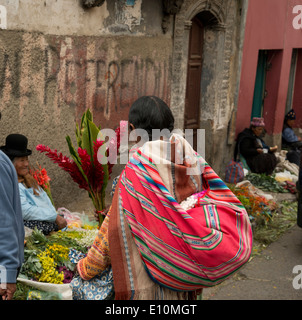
292,49,302,128
262,50,283,135
236,0,302,136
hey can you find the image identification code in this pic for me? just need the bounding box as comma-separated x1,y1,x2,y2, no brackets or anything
105,304,198,317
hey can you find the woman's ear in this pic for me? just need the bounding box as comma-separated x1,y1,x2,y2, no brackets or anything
129,123,135,132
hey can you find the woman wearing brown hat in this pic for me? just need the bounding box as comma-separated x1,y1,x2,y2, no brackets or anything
0,134,67,234
234,117,278,175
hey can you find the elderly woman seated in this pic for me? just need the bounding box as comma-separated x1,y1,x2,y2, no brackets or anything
282,109,302,166
0,134,67,234
234,117,278,175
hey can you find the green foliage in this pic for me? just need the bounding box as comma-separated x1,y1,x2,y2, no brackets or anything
19,228,88,282
20,249,42,280
67,109,110,224
246,173,288,193
48,230,89,254
252,201,297,246
14,282,37,300
228,184,273,226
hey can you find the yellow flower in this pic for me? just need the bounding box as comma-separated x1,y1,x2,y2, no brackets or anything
45,244,69,261
37,251,64,284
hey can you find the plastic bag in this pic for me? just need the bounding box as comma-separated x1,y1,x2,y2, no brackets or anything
17,277,72,300
275,170,298,184
57,208,98,229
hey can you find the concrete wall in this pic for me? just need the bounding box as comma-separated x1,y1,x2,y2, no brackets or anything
0,0,164,36
0,0,245,210
0,0,172,212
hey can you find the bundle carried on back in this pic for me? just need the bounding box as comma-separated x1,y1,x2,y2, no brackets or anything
109,134,253,299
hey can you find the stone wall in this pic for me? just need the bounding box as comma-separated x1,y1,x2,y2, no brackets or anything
170,0,244,173
0,0,172,211
0,0,244,210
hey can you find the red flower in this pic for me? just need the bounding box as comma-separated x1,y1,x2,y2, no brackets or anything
36,145,89,191
36,121,123,225
30,166,50,188
77,147,93,183
93,139,105,192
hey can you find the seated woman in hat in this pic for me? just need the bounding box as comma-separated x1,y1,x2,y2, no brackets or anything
282,109,302,166
234,117,278,175
0,134,67,234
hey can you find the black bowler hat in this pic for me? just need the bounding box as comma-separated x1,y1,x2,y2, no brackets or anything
0,134,32,158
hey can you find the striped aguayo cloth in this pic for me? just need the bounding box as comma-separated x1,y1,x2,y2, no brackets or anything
109,134,253,298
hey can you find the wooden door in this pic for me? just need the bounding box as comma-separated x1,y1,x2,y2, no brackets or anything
184,16,204,151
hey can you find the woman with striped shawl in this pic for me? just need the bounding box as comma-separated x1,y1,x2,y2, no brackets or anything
74,96,253,300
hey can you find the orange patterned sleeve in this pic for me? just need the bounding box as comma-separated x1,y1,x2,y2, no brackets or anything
77,209,111,280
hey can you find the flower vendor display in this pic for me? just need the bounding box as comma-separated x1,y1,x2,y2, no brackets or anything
18,220,99,300
36,109,124,226
230,184,276,225
16,111,128,299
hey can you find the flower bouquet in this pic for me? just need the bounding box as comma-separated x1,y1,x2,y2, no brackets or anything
17,225,99,300
36,110,124,226
230,184,276,224
29,164,54,205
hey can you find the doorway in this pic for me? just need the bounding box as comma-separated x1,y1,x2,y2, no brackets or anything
184,16,204,151
251,50,268,119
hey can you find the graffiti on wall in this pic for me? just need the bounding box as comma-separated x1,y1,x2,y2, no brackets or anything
0,34,170,125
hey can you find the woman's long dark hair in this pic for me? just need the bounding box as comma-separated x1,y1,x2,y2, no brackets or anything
128,96,174,141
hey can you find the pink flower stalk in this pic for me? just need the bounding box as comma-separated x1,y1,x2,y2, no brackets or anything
36,144,89,191
36,119,124,226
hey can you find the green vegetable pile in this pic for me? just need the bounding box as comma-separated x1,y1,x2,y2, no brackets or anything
245,173,288,193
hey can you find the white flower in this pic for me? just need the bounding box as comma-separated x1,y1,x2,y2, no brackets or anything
180,195,198,211
73,229,98,247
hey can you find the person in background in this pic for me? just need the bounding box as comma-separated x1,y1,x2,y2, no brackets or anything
0,112,24,300
297,148,302,228
234,117,278,175
282,109,302,166
0,134,67,235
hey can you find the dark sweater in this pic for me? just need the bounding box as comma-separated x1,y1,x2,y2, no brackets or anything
234,128,260,160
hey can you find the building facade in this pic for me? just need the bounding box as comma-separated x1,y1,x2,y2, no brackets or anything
236,0,302,148
170,0,244,173
0,0,244,208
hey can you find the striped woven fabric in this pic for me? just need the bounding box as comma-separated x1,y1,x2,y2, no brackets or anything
119,134,253,290
225,160,244,184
